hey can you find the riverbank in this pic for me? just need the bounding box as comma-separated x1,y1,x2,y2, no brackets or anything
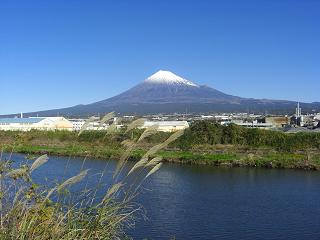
2,142,320,171
1,127,320,170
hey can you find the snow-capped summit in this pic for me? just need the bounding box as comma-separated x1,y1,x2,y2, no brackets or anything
144,70,198,87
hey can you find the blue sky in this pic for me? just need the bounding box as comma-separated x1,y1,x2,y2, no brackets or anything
0,0,319,114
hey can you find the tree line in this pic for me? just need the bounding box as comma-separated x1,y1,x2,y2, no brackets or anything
176,120,320,151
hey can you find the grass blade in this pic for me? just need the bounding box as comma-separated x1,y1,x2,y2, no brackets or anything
30,154,48,173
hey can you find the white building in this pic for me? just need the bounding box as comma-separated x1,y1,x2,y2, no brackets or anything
68,118,115,131
142,121,189,132
68,119,86,131
86,122,108,131
0,117,73,131
201,115,214,119
230,120,273,129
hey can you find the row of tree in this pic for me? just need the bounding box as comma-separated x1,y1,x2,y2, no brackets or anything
176,121,320,151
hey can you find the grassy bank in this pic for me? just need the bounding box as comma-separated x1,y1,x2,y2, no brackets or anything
1,119,320,170
2,138,320,170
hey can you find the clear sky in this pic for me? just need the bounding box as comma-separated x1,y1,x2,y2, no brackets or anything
0,0,319,114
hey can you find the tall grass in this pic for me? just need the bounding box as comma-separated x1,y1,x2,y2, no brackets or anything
0,114,184,239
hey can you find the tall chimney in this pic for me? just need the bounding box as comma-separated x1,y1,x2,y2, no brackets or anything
296,102,301,117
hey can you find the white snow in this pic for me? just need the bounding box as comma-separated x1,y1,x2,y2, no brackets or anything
144,70,199,87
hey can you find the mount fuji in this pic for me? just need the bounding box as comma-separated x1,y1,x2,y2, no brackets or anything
99,70,242,105
6,70,320,116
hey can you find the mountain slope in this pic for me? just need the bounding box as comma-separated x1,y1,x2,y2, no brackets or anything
93,70,242,106
4,70,320,117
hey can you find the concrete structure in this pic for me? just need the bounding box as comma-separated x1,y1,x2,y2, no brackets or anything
142,121,189,132
296,102,302,117
85,122,108,131
231,120,273,129
69,119,110,131
0,117,73,131
201,115,214,119
69,119,86,131
69,117,124,131
292,102,305,126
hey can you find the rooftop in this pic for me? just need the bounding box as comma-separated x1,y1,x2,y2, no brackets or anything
0,118,45,124
143,121,189,127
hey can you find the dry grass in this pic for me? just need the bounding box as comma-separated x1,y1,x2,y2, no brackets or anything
0,113,184,239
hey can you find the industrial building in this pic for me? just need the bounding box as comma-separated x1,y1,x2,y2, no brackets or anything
0,117,73,131
230,120,273,129
142,121,189,132
69,118,120,131
265,117,289,128
68,119,86,131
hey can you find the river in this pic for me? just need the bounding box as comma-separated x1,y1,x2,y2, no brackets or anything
4,153,320,239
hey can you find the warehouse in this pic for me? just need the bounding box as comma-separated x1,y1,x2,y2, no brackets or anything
142,121,189,132
0,117,73,131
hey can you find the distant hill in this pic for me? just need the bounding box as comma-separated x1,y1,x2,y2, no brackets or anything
4,70,320,117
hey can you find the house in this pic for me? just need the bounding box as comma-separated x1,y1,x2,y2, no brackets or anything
142,121,189,132
0,117,73,131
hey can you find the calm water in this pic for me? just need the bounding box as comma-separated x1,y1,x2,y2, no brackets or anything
4,153,320,240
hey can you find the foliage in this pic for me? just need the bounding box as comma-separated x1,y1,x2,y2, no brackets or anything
176,120,320,151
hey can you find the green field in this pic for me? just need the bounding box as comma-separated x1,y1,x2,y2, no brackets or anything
1,121,320,170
